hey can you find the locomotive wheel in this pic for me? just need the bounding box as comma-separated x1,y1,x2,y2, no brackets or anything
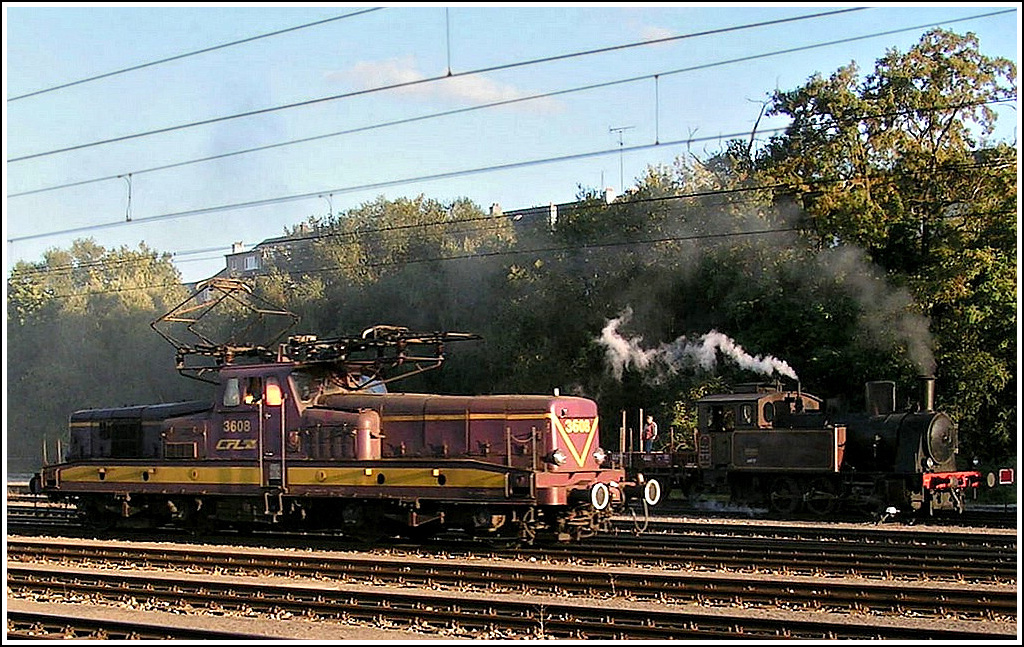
340,502,388,545
643,479,663,507
768,477,802,515
81,501,118,532
516,507,539,546
804,477,839,516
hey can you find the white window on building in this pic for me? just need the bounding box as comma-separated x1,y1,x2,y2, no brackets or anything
244,254,259,271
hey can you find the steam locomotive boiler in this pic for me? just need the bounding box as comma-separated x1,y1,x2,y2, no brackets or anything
622,376,981,518
31,280,660,544
829,377,980,516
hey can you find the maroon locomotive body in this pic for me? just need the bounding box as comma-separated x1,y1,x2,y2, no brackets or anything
36,314,658,544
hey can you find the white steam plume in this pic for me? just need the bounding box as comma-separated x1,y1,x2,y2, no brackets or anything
598,309,798,382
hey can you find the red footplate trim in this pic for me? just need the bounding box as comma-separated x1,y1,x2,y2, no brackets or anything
922,470,982,490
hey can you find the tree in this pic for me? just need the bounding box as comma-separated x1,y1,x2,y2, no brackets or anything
750,28,1017,461
6,240,200,473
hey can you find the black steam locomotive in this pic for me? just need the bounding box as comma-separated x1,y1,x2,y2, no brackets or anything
617,376,982,517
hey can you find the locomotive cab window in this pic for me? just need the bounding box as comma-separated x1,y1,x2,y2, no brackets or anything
223,378,241,406
223,377,265,407
292,373,319,403
265,377,283,406
709,405,734,432
740,403,755,427
291,370,388,405
242,377,264,404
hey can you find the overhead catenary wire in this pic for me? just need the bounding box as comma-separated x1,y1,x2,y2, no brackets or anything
6,7,869,164
6,7,1013,201
6,8,386,102
10,187,776,280
9,225,808,301
6,7,1014,289
4,131,787,244
10,161,1013,283
7,101,1014,246
8,243,243,280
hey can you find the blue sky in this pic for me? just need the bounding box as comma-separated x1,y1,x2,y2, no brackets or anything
4,3,1020,284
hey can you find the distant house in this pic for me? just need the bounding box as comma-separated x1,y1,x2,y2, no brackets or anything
495,187,618,236
206,192,619,286
224,236,291,278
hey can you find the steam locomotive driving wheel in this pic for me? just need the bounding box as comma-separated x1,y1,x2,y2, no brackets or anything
768,476,802,515
803,476,839,516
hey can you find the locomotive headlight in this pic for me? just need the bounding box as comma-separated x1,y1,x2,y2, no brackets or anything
592,447,607,466
547,449,568,466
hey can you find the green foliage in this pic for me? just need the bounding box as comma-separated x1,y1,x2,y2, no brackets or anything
6,240,204,473
667,377,727,450
747,28,1016,462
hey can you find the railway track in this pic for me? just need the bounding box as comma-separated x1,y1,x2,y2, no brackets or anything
5,610,270,641
648,501,1019,529
7,536,1016,621
6,562,1014,640
6,504,1016,582
612,517,1019,549
530,531,1017,583
7,493,1018,640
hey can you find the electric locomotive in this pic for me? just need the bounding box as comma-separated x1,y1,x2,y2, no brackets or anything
31,280,660,544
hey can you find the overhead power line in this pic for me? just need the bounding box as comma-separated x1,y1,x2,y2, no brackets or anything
9,187,769,280
6,8,385,102
6,8,1012,200
10,160,1012,283
6,7,867,164
11,224,805,301
8,97,1014,245
3,130,786,244
21,199,1017,302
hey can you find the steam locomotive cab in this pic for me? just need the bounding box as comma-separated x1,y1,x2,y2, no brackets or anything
680,385,848,515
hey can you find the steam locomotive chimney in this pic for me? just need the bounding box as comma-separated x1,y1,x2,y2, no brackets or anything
920,375,935,412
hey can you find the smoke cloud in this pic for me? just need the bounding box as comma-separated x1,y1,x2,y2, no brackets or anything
817,246,936,375
598,308,798,382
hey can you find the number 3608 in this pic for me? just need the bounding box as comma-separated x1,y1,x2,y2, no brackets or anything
223,419,252,433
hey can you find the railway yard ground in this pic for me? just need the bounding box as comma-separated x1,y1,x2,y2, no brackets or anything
4,484,1020,641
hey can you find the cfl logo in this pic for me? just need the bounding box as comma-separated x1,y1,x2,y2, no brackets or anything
216,439,257,451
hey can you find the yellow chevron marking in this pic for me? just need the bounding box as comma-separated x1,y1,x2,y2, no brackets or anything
550,415,598,468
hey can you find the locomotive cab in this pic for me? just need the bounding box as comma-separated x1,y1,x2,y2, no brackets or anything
689,385,847,515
